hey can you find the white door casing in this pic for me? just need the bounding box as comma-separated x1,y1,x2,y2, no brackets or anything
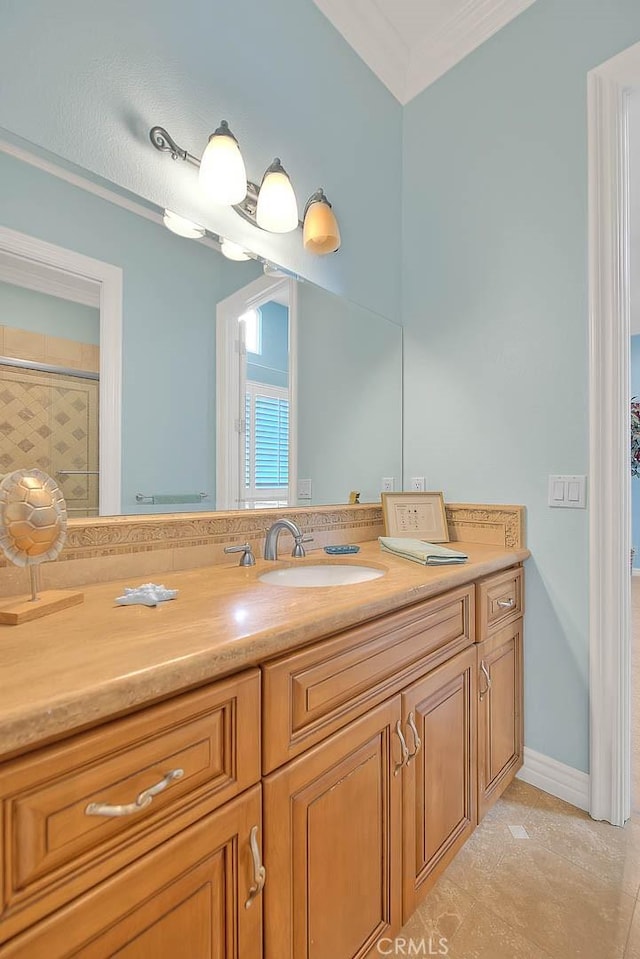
588,41,640,825
215,274,297,511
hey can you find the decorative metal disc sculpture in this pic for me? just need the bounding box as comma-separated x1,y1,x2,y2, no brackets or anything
0,469,82,625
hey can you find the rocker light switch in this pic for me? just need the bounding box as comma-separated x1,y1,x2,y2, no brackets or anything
548,475,587,508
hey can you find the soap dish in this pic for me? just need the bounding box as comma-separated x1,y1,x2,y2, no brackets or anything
324,545,360,555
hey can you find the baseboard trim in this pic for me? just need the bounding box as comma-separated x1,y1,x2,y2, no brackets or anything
632,568,640,577
516,746,590,811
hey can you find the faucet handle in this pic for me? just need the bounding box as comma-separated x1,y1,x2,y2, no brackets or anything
292,534,313,558
224,543,256,567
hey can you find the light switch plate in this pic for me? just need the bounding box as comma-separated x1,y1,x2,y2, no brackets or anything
548,474,587,508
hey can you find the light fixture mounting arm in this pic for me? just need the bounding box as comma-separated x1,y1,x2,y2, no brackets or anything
149,126,199,169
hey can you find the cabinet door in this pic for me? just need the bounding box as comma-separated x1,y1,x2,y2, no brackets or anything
401,646,477,920
263,697,403,959
477,618,524,820
0,785,263,959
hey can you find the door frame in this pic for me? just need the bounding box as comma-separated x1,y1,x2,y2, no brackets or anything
0,225,122,515
588,41,640,825
215,274,297,510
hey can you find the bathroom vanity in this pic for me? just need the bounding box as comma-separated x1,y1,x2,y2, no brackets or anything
0,540,526,958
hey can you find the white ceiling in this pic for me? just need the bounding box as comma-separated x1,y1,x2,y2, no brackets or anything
313,0,538,104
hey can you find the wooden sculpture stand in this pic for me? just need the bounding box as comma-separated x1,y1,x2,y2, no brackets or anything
0,568,83,626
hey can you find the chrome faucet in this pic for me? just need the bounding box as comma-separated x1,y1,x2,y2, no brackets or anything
264,519,309,561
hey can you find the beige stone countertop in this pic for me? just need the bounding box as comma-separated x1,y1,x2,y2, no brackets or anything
0,541,529,761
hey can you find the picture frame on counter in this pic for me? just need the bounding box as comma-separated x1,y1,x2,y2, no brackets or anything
381,491,449,543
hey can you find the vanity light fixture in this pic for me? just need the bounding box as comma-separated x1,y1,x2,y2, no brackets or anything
163,209,206,239
255,158,299,234
220,238,252,262
160,200,304,280
303,189,341,254
149,124,340,254
198,120,247,206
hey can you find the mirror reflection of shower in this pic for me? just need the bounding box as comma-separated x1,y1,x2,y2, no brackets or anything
0,251,100,517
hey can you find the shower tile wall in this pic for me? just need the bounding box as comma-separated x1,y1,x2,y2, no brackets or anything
0,325,99,516
0,325,99,373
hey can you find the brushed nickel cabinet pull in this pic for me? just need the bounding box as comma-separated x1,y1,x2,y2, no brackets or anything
479,661,492,701
394,720,409,775
85,768,184,817
406,711,422,762
245,825,266,908
497,597,515,609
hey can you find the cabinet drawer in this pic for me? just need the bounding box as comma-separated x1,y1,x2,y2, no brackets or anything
476,566,523,642
0,669,260,944
262,585,474,773
0,784,263,959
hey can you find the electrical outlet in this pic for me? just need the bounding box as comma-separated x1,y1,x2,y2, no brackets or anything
410,476,425,492
297,478,312,500
382,477,394,493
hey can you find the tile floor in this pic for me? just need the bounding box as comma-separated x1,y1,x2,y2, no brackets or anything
396,778,640,958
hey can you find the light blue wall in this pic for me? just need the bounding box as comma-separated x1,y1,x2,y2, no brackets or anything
0,149,262,513
632,336,640,568
0,0,402,321
0,281,99,346
297,283,402,505
402,0,640,773
247,301,288,390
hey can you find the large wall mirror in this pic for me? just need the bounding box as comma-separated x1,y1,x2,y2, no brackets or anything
0,146,402,516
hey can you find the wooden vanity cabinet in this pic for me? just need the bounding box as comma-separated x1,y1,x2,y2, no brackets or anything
0,562,525,958
476,567,524,820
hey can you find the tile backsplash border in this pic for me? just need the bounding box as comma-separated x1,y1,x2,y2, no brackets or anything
60,504,384,560
0,503,525,597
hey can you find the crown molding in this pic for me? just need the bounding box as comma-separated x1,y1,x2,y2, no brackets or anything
313,0,538,104
404,0,537,103
312,0,410,102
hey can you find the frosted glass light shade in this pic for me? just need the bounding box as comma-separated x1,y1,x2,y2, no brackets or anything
220,238,251,261
303,190,340,255
198,121,247,206
163,210,206,239
256,158,299,233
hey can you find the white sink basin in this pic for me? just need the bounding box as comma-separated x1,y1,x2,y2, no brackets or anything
259,564,385,588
